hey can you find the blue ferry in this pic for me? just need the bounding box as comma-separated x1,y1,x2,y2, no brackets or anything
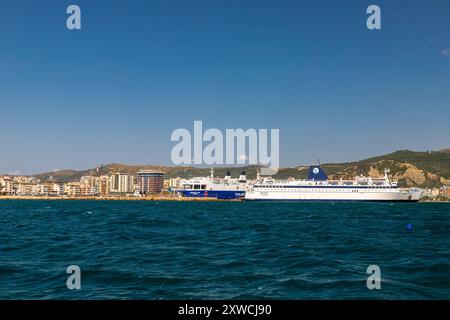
176,169,247,200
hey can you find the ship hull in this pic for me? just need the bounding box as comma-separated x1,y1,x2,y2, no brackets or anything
178,190,245,200
245,189,421,202
245,199,419,202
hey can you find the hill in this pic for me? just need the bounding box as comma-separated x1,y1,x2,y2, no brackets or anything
312,149,450,188
33,149,450,187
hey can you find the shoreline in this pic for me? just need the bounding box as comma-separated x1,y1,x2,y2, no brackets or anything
0,195,228,201
0,196,448,202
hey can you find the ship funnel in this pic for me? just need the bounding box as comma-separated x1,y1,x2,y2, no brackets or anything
307,165,328,181
238,170,247,182
384,168,391,181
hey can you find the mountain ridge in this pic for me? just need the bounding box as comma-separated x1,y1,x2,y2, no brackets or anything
32,149,450,187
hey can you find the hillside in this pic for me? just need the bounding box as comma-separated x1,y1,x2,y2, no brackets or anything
313,149,450,188
33,149,450,187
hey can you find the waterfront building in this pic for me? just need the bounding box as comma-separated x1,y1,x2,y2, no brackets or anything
65,183,81,197
110,173,134,193
41,181,63,196
137,171,165,195
168,177,181,189
80,176,99,188
16,183,44,196
441,186,450,198
54,183,65,196
432,188,441,197
80,185,98,196
98,175,110,196
0,177,14,195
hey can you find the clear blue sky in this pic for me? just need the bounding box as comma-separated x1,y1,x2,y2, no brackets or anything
1,0,449,174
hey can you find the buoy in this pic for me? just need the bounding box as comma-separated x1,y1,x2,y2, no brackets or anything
406,223,413,232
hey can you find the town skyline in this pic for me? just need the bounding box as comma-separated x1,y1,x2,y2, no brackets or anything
1,154,449,200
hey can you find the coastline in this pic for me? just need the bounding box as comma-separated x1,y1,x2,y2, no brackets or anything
0,196,447,202
0,195,227,201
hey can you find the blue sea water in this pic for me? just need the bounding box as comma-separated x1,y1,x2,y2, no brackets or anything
0,200,449,299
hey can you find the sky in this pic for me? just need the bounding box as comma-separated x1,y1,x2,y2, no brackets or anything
1,0,449,175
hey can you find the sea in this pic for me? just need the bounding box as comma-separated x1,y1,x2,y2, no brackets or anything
0,200,449,299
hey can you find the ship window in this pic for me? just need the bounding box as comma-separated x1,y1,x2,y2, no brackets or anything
194,185,200,189
201,185,206,189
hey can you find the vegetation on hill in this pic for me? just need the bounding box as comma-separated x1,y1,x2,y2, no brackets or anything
318,149,450,187
33,149,450,187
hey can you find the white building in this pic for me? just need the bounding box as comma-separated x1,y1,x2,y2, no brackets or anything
168,177,181,189
0,177,14,194
16,183,44,196
80,176,99,188
110,173,134,193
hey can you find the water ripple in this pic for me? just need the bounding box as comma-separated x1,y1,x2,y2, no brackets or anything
0,200,449,299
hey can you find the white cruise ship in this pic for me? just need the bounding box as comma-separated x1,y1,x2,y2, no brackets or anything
245,165,422,202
